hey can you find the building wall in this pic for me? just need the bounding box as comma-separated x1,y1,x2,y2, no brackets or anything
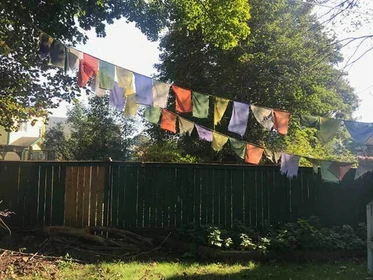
8,118,45,144
0,127,8,145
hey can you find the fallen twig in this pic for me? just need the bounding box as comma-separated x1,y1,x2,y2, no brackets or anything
0,248,85,263
125,232,171,260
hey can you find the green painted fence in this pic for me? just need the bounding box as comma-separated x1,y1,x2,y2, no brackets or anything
0,161,372,229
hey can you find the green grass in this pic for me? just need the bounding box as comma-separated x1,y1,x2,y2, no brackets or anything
18,260,371,280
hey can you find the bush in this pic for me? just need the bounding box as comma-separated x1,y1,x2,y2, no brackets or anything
177,217,366,253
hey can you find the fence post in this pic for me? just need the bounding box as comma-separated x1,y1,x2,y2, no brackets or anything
367,201,373,274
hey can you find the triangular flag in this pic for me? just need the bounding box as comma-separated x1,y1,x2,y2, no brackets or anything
214,97,229,125
178,117,194,135
245,144,264,165
228,101,250,136
195,125,213,142
212,132,228,152
229,137,246,159
251,105,274,130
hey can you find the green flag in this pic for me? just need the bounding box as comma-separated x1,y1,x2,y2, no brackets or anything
99,60,115,90
145,106,161,124
229,137,246,159
192,91,209,118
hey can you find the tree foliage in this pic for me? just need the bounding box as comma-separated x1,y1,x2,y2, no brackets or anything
154,0,359,163
44,95,136,161
0,0,251,131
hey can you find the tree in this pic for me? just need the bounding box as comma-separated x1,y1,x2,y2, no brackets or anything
153,0,359,163
44,95,136,161
0,0,251,131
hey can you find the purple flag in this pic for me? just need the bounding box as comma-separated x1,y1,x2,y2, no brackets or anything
134,73,153,105
280,153,300,178
109,82,125,111
195,124,213,142
228,101,250,136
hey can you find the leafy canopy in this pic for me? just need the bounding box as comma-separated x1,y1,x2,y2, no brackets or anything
44,95,136,161
1,0,251,131
152,0,359,163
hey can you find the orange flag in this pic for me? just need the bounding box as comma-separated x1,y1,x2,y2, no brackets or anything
160,109,177,133
273,110,291,135
172,85,192,113
245,144,264,165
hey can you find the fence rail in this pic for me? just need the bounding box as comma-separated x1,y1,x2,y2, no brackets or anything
0,161,372,229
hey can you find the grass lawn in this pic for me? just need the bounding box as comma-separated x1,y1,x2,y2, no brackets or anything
16,260,370,280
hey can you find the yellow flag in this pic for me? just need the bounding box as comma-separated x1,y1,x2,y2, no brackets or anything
214,97,230,125
124,94,139,116
116,66,135,96
178,116,194,135
212,132,228,152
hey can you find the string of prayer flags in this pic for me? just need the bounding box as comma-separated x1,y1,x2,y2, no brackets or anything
280,153,300,178
116,67,135,96
67,48,82,71
145,106,162,124
109,82,125,111
134,73,153,105
251,105,274,131
178,116,194,136
99,60,115,90
124,94,139,116
228,101,250,136
273,110,291,135
195,125,213,142
172,85,192,113
344,120,373,145
229,137,246,159
49,40,66,69
245,144,264,165
300,115,342,143
152,81,170,108
355,157,373,179
214,97,230,125
160,109,177,133
212,132,228,152
192,91,209,118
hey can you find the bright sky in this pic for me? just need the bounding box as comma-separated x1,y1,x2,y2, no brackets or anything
52,2,373,122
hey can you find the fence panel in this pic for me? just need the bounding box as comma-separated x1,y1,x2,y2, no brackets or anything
1,161,373,229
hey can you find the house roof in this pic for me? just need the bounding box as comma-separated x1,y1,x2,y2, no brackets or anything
9,137,41,147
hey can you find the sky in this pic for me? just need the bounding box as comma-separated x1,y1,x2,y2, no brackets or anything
51,1,373,122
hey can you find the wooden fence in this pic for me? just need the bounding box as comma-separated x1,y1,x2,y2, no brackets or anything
0,161,372,229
